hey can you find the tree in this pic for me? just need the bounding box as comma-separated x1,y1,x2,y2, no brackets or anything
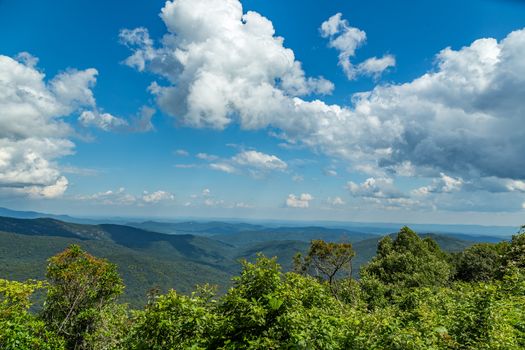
504,226,525,269
361,226,452,306
127,286,218,350
42,245,124,350
294,240,355,295
453,242,509,282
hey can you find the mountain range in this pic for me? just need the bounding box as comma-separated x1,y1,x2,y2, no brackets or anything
0,207,512,306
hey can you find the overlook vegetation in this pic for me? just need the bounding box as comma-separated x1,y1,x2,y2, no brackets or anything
1,225,524,349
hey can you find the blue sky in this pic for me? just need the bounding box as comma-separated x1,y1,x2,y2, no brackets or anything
0,0,524,225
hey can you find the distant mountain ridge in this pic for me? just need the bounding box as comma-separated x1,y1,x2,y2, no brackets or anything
0,213,509,306
0,206,518,237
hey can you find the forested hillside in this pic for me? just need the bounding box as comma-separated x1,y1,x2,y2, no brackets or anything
0,216,480,306
1,225,524,349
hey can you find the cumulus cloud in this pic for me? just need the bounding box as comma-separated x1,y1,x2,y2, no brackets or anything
286,193,313,208
320,13,395,80
0,53,103,198
121,0,525,211
120,0,334,130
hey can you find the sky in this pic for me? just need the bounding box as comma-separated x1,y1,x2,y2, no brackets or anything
0,0,524,225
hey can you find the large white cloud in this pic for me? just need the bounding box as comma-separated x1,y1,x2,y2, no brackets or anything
121,0,525,210
120,0,333,130
0,53,102,198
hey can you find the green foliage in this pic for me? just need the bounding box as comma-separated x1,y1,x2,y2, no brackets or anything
127,287,217,350
0,279,65,350
505,230,525,269
42,244,125,349
360,226,453,306
1,226,524,349
214,255,346,349
82,303,130,350
453,242,509,282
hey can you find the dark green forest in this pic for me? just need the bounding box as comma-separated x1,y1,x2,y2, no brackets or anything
1,225,524,349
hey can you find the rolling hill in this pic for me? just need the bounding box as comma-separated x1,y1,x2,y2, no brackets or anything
0,215,502,306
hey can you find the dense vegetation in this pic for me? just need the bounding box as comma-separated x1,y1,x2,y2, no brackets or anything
1,225,524,349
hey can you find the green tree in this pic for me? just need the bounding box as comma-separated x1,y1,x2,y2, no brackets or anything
0,279,65,350
361,226,452,307
294,239,355,296
453,242,509,282
42,245,124,350
214,254,346,348
504,226,525,269
127,285,218,350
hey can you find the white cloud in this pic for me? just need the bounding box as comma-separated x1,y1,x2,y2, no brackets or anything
232,150,287,171
286,193,313,208
79,111,128,131
197,153,219,161
413,173,464,196
142,190,175,203
175,149,189,156
121,1,525,211
320,13,394,80
204,198,225,207
76,188,137,205
77,188,174,205
324,169,338,177
347,177,405,199
0,54,102,198
20,176,69,199
356,55,396,79
327,196,345,206
206,150,287,177
121,0,334,130
506,180,525,193
210,162,236,173
78,106,155,132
